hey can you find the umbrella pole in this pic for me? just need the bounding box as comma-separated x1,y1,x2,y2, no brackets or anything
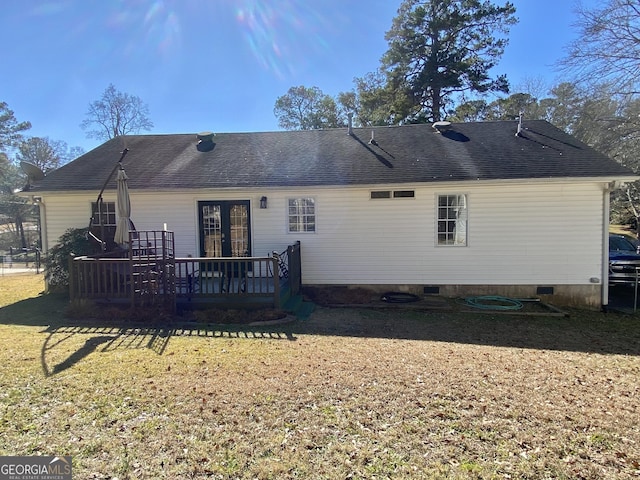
87,149,129,251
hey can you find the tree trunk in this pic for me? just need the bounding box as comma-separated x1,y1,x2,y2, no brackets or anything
15,215,26,248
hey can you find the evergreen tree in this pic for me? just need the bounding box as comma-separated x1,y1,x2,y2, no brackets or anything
0,101,31,152
381,0,516,123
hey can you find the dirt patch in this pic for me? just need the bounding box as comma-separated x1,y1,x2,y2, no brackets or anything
64,302,289,325
303,286,565,317
188,308,289,325
303,286,379,305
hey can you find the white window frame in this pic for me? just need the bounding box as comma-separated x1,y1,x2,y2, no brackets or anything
287,197,316,233
91,201,116,227
436,194,468,246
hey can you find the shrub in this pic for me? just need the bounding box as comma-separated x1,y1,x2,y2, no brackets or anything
44,227,93,289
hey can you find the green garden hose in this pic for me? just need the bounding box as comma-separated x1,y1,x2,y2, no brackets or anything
463,295,524,311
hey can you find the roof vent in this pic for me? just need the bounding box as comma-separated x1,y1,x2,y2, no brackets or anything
197,131,215,142
197,131,215,152
432,121,452,133
515,111,523,137
369,130,378,146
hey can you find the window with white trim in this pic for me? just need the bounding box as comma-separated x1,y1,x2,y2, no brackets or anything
91,201,116,227
90,201,117,249
288,197,316,233
437,194,467,246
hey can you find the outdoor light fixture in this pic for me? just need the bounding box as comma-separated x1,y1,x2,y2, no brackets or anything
260,196,268,209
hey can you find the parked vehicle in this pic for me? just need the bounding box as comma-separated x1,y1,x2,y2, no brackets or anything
609,233,640,285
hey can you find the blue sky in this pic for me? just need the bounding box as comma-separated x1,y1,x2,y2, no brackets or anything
1,0,597,154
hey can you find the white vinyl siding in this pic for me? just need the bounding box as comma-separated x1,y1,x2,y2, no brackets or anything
283,182,603,286
43,195,102,252
39,180,605,287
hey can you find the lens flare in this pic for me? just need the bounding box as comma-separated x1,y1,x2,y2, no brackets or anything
234,0,332,78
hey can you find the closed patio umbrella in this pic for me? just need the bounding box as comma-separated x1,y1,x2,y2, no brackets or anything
114,167,132,246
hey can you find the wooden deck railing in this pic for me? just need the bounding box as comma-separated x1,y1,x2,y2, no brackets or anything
277,241,301,296
69,257,131,301
69,245,301,310
174,256,281,302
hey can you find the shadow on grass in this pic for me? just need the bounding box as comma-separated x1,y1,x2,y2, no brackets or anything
39,324,180,376
42,305,638,359
0,293,298,375
0,292,69,327
42,334,116,376
289,306,640,356
40,321,297,376
2,294,640,364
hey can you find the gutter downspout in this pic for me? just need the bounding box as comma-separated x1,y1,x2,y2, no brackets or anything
32,196,48,291
30,196,47,253
38,199,47,253
602,182,614,309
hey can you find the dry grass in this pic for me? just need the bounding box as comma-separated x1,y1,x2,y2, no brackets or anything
1,274,640,479
0,272,45,305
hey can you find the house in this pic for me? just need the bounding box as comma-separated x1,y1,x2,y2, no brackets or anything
23,120,638,309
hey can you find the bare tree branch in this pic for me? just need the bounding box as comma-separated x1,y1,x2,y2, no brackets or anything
80,84,153,141
559,0,640,94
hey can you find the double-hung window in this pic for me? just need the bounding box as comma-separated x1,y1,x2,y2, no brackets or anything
437,194,468,246
91,201,116,229
288,197,315,233
90,201,117,248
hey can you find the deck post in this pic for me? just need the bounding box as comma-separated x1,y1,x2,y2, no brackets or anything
288,241,302,296
271,257,281,308
68,254,76,301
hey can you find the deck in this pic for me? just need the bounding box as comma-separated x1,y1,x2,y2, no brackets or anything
68,241,301,312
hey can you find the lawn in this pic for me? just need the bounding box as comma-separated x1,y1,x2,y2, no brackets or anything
1,274,639,479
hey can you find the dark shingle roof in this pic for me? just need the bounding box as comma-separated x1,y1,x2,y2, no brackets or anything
28,120,636,193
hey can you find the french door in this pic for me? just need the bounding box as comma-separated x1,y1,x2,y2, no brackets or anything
198,201,251,259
